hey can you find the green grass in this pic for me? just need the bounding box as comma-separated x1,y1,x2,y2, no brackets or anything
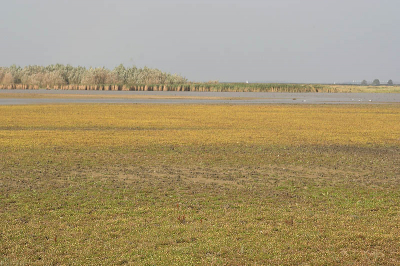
0,104,399,265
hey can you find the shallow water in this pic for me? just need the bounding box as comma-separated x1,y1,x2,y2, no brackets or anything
0,90,399,105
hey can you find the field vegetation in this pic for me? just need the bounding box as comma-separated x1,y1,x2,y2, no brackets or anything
0,104,399,265
1,65,399,93
0,64,188,88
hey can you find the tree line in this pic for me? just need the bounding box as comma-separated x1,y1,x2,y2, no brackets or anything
0,64,188,87
361,79,394,86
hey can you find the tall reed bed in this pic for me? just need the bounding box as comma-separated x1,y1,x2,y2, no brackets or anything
0,83,338,93
2,65,396,93
0,64,188,88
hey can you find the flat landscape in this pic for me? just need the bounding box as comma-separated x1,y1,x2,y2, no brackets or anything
2,0,399,264
1,103,399,265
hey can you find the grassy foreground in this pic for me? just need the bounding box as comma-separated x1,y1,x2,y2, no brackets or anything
0,104,399,265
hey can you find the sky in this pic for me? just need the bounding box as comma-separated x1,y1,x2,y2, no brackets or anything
0,0,399,83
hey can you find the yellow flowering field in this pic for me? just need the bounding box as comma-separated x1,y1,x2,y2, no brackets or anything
1,104,399,148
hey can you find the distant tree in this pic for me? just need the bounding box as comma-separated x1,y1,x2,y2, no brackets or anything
372,79,380,86
361,80,368,86
0,68,5,83
113,64,127,84
387,79,393,86
1,72,14,85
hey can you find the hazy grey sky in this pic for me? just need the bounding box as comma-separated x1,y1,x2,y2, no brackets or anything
1,0,399,83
